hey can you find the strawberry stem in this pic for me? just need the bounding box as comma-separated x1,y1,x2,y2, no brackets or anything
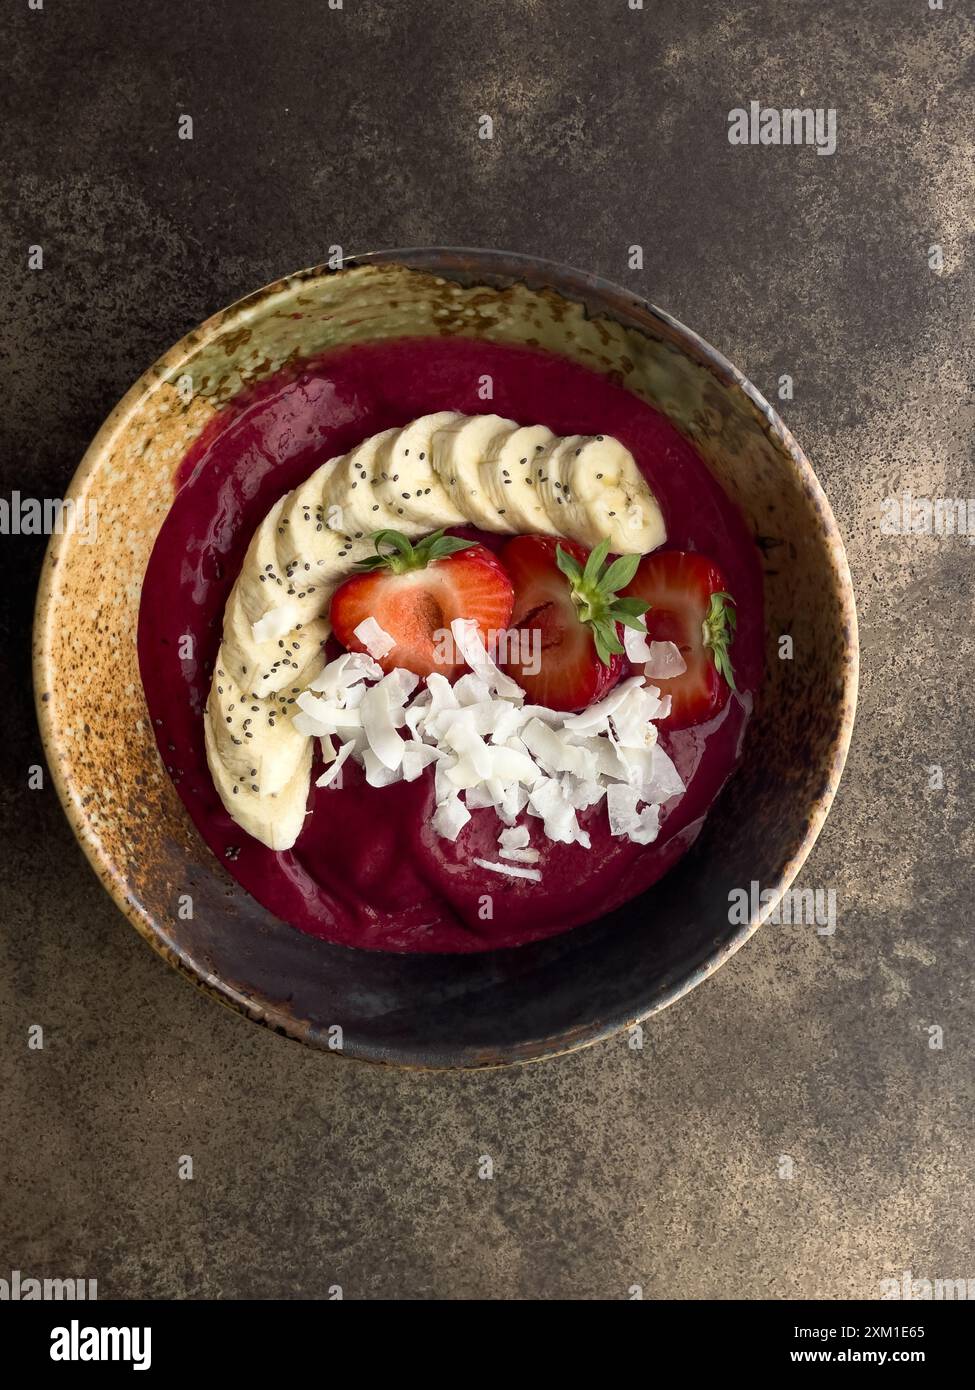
703,590,738,692
354,528,475,576
556,540,649,666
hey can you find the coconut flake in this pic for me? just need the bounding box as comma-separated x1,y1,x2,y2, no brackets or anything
497,782,529,825
499,825,530,851
293,712,327,737
499,846,541,864
498,827,539,864
486,744,540,784
566,733,629,782
433,796,470,841
630,803,661,845
645,640,687,679
403,689,431,739
359,682,406,770
646,743,686,802
452,673,493,706
430,701,501,739
308,651,383,694
401,742,442,782
528,779,589,846
561,773,606,810
293,689,363,737
606,783,643,837
425,672,459,712
362,749,402,787
472,857,542,883
450,618,524,699
623,624,652,663
353,617,396,660
379,667,419,708
521,718,594,778
561,677,646,733
316,739,355,788
252,602,300,644
442,719,495,787
610,684,663,749
488,701,529,744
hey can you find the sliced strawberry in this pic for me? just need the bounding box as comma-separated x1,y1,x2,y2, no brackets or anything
622,549,738,729
330,529,514,678
500,535,649,711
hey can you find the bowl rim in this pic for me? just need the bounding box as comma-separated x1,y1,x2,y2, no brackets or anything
32,246,859,1069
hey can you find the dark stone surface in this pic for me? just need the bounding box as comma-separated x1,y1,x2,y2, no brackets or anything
2,0,972,1298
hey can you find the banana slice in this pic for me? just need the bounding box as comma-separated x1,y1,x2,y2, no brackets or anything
540,433,666,552
230,495,291,625
205,709,312,851
274,459,357,578
535,434,590,539
331,429,414,537
372,411,468,527
568,434,666,552
480,424,560,535
221,588,330,699
207,668,311,797
430,414,518,531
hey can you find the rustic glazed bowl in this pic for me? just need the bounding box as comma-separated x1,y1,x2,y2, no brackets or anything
33,249,857,1068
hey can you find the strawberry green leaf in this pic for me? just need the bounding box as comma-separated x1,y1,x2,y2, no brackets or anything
593,627,616,665
614,612,648,632
601,551,641,592
610,596,650,618
555,545,585,583
355,528,474,575
702,591,738,693
557,540,652,666
582,538,610,588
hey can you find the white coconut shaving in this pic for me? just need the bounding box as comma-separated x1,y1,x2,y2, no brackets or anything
353,617,396,660
315,739,355,789
472,857,543,883
252,602,301,644
499,825,529,850
433,795,470,841
644,640,687,679
291,634,686,881
623,624,653,663
622,630,687,679
308,650,383,694
449,617,525,699
498,824,540,864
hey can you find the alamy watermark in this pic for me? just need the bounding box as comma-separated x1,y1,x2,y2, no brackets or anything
728,880,837,936
728,101,837,156
0,492,97,543
1,1268,97,1300
432,626,541,676
881,492,975,542
50,1320,150,1371
881,1269,975,1300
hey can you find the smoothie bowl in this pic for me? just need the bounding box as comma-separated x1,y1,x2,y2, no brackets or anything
33,249,857,1068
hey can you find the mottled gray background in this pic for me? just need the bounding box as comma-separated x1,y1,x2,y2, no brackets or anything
2,0,973,1300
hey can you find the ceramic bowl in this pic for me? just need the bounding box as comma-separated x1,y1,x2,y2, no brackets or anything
33,248,857,1068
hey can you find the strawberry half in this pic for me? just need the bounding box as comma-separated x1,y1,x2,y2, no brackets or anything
330,529,514,679
500,535,649,711
621,549,738,729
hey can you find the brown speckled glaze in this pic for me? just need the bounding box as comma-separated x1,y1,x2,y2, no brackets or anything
32,249,858,1069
